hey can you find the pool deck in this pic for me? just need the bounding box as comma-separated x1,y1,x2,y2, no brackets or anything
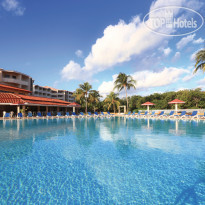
0,114,205,121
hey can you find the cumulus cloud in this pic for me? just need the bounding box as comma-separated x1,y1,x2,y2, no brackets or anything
176,34,196,50
163,47,172,56
98,67,188,97
177,35,204,50
1,0,25,16
134,68,188,88
193,38,204,44
173,52,181,61
61,61,91,81
75,50,83,58
60,0,193,81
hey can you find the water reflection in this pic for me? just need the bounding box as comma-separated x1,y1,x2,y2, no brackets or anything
1,118,205,204
141,118,153,130
169,120,186,135
1,118,205,159
74,118,99,147
98,118,205,157
0,119,76,161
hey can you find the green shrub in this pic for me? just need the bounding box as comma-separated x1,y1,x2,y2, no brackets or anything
133,109,138,113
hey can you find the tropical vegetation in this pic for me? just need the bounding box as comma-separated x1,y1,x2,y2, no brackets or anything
103,92,120,113
73,82,92,113
73,62,205,113
114,73,136,112
194,48,205,74
74,86,205,113
88,90,101,112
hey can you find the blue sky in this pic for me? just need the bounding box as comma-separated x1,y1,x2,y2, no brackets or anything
0,0,204,97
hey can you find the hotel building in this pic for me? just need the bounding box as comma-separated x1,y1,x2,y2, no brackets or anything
0,68,78,117
0,68,33,92
0,68,75,102
33,85,75,102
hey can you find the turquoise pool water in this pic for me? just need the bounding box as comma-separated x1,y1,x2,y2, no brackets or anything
0,117,205,204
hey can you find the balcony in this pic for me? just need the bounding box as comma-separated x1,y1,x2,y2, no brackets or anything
2,77,29,86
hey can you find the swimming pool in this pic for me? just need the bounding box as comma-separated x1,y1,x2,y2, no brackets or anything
0,117,205,204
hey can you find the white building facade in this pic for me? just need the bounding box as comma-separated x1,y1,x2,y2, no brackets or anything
33,85,75,102
0,68,33,92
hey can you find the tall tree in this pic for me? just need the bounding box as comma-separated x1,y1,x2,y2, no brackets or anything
89,90,101,112
103,92,120,113
73,88,85,104
194,49,205,74
114,73,136,112
73,82,92,113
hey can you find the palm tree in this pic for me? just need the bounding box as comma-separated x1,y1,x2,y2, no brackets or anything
73,82,92,113
104,92,120,113
73,88,84,103
89,90,101,112
194,49,205,74
114,73,136,112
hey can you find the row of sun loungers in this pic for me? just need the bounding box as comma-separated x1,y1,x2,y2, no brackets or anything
125,111,205,120
3,110,205,120
2,111,115,119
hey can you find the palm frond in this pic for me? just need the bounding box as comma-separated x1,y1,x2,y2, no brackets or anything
194,49,205,74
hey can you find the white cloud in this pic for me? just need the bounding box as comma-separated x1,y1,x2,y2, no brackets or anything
197,78,205,84
133,67,188,89
190,48,202,61
61,61,91,81
197,79,205,89
190,52,196,61
193,38,204,44
98,74,118,98
98,67,188,97
173,51,181,61
176,87,188,91
60,0,192,81
182,73,194,82
1,0,25,16
75,50,83,58
163,47,172,56
177,35,204,50
15,7,25,16
176,34,196,50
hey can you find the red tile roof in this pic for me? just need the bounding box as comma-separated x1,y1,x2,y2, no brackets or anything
0,93,72,106
68,102,81,107
0,93,25,104
0,84,31,93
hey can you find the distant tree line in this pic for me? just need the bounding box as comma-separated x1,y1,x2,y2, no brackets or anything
122,88,205,112
73,48,205,113
74,86,205,113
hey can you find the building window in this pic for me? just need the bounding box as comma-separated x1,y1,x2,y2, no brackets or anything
4,74,10,78
12,76,17,79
